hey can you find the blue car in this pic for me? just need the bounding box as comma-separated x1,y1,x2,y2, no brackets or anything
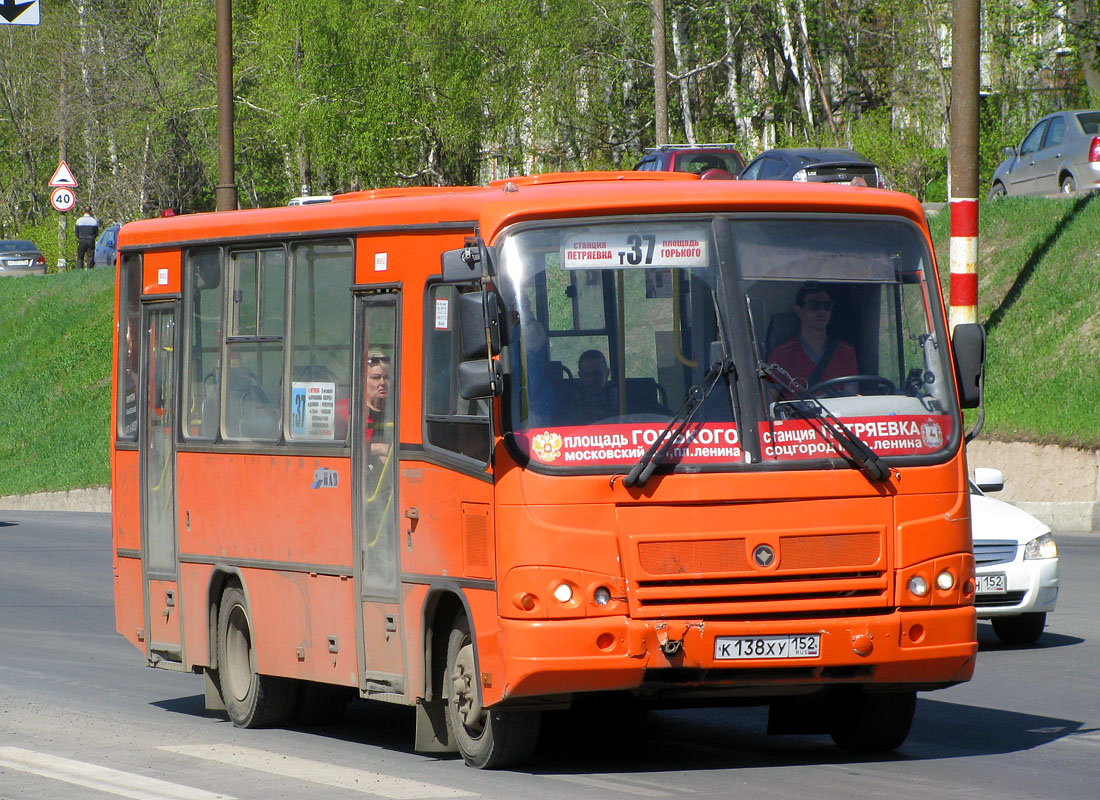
93,223,121,268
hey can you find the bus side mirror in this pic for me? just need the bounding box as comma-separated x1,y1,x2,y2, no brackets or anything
458,359,502,399
441,237,489,283
458,291,500,360
951,323,984,409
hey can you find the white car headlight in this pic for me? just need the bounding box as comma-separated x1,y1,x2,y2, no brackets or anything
1023,533,1057,560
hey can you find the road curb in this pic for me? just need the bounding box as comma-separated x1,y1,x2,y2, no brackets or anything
0,488,111,513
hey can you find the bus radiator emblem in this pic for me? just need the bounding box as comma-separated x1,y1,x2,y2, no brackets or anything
753,544,776,568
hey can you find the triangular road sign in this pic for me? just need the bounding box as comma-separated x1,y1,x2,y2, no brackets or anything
49,160,78,187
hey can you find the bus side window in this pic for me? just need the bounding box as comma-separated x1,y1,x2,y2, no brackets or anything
116,253,142,441
424,284,491,464
184,248,222,440
224,248,285,441
288,240,353,443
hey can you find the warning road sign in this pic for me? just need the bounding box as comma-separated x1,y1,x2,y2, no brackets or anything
49,161,77,187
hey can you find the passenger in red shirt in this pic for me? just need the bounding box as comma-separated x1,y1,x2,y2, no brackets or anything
767,282,859,395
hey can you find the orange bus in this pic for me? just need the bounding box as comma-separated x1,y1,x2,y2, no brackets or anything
111,172,986,768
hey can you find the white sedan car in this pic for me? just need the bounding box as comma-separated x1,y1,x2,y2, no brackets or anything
970,467,1059,644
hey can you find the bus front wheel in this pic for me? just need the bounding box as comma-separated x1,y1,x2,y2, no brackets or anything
827,688,916,753
216,586,297,728
444,614,540,768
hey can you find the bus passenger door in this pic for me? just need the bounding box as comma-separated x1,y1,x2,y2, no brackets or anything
139,303,183,666
353,293,405,696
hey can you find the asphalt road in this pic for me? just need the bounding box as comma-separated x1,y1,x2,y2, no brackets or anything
1,511,1098,799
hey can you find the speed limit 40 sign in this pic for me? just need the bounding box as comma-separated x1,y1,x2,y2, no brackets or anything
51,186,76,212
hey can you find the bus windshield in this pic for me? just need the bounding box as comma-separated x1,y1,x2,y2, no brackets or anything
499,214,958,472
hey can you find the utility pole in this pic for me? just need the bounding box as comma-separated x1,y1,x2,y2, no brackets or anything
58,76,68,271
215,0,238,211
949,0,980,330
652,0,668,146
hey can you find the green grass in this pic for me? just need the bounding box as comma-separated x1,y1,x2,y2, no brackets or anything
0,269,114,495
0,197,1096,496
929,193,1100,449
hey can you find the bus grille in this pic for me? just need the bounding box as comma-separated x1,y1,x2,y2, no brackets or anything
629,533,889,619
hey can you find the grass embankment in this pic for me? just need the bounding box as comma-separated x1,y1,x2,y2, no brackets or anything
0,269,114,495
928,193,1100,450
0,197,1096,496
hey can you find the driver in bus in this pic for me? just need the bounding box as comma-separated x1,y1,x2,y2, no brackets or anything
766,281,858,395
578,349,618,421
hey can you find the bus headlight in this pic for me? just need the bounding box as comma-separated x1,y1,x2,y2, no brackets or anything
935,570,955,591
553,583,574,603
1023,533,1057,560
908,575,929,597
593,586,612,606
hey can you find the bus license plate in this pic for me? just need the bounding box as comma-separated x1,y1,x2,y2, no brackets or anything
714,634,820,660
976,573,1007,594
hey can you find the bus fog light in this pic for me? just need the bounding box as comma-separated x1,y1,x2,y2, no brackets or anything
593,586,612,606
908,576,929,597
553,583,573,603
936,570,955,591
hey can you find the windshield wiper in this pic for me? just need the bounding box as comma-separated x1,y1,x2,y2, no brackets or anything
758,361,889,483
622,358,735,489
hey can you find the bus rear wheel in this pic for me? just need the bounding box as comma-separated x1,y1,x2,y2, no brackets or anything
444,614,540,768
216,586,297,728
827,688,916,753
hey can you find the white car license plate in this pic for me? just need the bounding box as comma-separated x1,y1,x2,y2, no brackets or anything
7,259,28,267
976,573,1007,594
714,634,820,660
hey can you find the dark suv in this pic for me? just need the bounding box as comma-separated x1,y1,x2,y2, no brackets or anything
739,147,885,188
634,144,745,178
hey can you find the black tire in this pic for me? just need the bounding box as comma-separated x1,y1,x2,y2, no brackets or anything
991,612,1046,645
988,183,1006,200
827,688,916,753
292,680,354,726
216,586,297,728
445,615,540,768
1060,175,1077,195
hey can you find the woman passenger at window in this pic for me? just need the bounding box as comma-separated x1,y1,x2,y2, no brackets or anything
365,350,391,462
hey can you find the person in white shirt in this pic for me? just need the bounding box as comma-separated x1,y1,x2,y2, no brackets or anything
74,207,99,270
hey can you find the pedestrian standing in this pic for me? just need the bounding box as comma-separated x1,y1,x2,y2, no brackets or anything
75,207,99,270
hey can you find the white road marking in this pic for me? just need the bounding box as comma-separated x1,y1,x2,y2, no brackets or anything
0,746,233,800
159,744,477,798
549,774,674,796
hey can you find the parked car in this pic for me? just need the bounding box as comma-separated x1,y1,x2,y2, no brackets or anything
988,109,1100,198
739,147,885,188
634,144,744,178
0,239,47,276
970,467,1059,644
93,223,121,268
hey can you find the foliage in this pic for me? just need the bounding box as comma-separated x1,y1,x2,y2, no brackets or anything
3,0,1095,225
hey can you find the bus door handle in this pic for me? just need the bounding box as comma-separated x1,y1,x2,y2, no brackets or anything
405,507,419,549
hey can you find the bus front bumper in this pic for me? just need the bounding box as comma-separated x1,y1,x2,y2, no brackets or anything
495,607,976,702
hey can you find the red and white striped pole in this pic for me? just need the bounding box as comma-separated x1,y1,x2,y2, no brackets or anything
949,0,980,331
949,197,978,329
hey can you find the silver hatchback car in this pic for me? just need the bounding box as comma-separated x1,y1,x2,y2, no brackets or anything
0,239,46,276
989,109,1100,198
